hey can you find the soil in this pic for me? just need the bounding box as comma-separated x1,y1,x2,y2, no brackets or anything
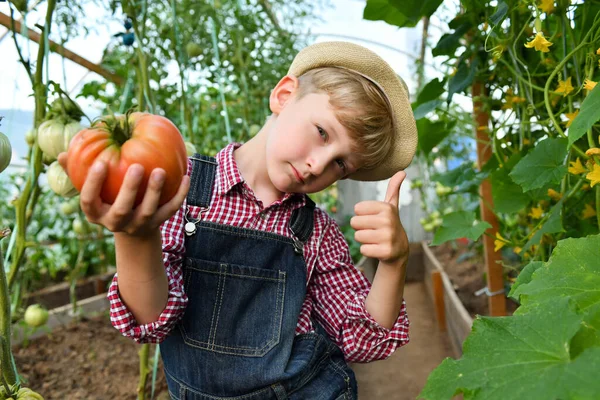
12,313,170,400
431,241,519,317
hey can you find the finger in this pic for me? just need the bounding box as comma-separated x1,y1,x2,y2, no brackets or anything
154,174,191,223
133,168,166,221
350,215,387,230
57,152,68,172
79,161,111,221
359,244,383,259
384,171,407,206
354,229,384,244
354,200,388,216
111,164,145,215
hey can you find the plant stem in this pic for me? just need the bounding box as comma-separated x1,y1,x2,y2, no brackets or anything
8,0,57,290
137,343,150,400
544,14,600,156
0,230,18,388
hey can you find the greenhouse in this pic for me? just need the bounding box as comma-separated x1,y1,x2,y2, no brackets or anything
0,0,599,399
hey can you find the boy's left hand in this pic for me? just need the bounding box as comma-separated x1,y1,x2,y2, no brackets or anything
350,171,409,264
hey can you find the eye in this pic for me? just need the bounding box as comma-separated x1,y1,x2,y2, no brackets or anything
317,125,327,141
336,159,347,171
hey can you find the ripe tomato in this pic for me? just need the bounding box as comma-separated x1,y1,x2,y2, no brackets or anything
66,112,187,207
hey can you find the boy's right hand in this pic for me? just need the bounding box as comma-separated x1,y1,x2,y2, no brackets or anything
57,152,190,238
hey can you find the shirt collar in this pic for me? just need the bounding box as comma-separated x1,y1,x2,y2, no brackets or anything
215,142,306,206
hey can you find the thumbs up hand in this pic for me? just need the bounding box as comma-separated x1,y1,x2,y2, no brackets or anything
350,171,409,264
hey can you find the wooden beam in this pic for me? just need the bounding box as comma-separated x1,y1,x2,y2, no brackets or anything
0,11,124,85
431,270,447,332
473,80,506,317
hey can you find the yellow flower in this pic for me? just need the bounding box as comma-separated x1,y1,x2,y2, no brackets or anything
494,232,508,252
586,164,600,187
529,206,544,219
569,157,587,175
584,79,597,92
524,32,553,52
539,0,554,13
582,203,597,219
597,48,600,55
563,110,579,127
586,147,600,157
523,138,531,145
556,77,574,97
513,246,522,255
502,95,527,110
547,188,562,201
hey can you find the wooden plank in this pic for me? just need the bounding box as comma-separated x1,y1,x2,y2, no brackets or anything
0,11,124,85
431,270,446,332
473,80,506,316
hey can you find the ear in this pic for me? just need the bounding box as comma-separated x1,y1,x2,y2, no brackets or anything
269,75,299,115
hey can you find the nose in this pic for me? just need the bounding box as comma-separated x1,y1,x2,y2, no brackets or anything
306,154,327,177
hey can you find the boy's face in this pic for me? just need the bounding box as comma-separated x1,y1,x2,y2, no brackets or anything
265,75,362,194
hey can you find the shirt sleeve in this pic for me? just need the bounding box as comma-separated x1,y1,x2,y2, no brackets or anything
308,218,410,363
107,162,191,344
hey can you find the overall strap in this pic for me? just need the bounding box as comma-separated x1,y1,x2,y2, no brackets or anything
289,196,316,243
186,154,218,208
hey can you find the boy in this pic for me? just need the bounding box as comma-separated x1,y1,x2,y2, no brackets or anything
58,41,417,399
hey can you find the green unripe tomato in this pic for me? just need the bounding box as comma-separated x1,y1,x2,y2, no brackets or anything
72,218,87,235
24,304,49,328
184,141,197,156
47,161,78,198
249,124,260,136
25,129,36,146
16,387,44,400
60,199,79,215
0,132,12,173
185,43,203,59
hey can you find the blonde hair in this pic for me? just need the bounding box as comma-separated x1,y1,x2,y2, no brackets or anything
295,67,394,171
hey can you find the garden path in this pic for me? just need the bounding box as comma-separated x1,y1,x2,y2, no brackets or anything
351,281,454,399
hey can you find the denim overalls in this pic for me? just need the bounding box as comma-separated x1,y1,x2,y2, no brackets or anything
160,155,358,400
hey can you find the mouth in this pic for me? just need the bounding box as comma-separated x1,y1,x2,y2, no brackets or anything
291,165,305,184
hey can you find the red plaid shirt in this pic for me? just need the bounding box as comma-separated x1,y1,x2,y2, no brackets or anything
108,143,409,362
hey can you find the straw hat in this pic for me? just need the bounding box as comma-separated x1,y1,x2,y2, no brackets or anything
288,41,418,181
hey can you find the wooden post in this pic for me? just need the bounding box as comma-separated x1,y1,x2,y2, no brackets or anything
431,270,446,332
0,12,124,85
473,80,506,316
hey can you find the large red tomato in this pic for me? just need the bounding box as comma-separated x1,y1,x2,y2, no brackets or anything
66,112,188,207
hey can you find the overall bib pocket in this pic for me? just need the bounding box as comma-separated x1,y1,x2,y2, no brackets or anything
181,258,286,357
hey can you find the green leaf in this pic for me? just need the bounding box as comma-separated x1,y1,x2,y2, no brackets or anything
417,119,451,154
489,1,508,26
432,162,486,194
413,99,443,119
431,211,492,245
419,298,600,400
567,83,600,147
432,22,471,57
507,261,544,300
570,303,600,359
491,169,530,214
416,78,446,105
509,138,568,191
512,234,600,315
363,0,444,28
447,58,478,103
520,198,565,255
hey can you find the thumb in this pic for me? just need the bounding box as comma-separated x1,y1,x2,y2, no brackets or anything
384,171,406,206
